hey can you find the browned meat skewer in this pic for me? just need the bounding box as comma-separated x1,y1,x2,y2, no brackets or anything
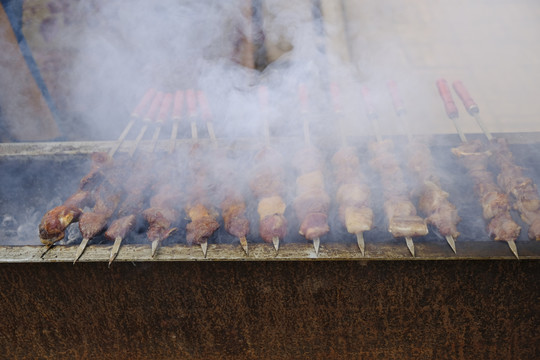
451,140,521,242
369,139,429,256
292,146,330,250
39,152,113,253
105,156,155,264
489,138,540,240
250,147,288,250
331,146,373,255
184,144,219,256
407,141,461,252
73,159,127,262
142,157,183,257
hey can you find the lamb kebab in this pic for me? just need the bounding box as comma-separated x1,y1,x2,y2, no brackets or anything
249,86,288,251
329,84,373,255
39,152,113,256
362,86,428,256
388,81,460,253
142,156,184,257
183,90,220,257
436,79,520,258
292,84,331,255
452,81,540,241
73,156,128,262
199,90,250,255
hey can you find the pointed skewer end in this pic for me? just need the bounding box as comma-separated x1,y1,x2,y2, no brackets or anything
406,237,415,257
239,236,248,256
313,237,320,256
272,236,280,252
507,240,519,259
445,235,457,254
108,236,123,267
200,241,208,258
356,232,365,256
73,238,90,264
151,240,160,257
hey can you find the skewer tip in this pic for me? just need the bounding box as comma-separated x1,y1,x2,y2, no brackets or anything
313,237,320,256
200,241,208,258
445,235,457,254
272,236,280,252
73,238,90,264
507,240,519,259
108,236,123,267
239,236,248,256
40,243,55,258
151,240,160,257
405,237,415,257
356,232,365,256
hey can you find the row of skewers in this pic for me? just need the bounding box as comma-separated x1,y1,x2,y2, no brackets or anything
38,81,539,262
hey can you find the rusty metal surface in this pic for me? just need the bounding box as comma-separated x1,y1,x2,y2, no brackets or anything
0,260,538,359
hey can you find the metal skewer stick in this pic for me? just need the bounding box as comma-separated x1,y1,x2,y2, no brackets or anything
111,95,174,263
330,83,365,255
361,86,415,257
185,89,207,257
258,86,280,252
169,90,184,154
437,79,518,259
129,91,165,157
450,80,518,259
389,81,457,254
109,88,157,157
198,90,248,256
299,84,320,255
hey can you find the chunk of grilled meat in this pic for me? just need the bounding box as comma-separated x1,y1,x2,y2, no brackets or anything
292,147,330,240
407,142,461,238
220,193,249,239
369,140,428,238
490,138,540,240
250,147,288,243
331,147,373,235
38,152,112,244
452,140,520,241
185,203,219,245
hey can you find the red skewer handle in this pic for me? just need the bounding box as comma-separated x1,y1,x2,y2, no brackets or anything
197,91,212,121
452,81,479,115
132,88,157,118
436,79,459,119
172,90,184,120
186,89,198,118
387,81,406,116
156,93,173,124
144,91,165,122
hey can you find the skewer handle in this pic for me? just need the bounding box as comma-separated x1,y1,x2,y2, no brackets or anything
452,81,479,115
144,91,165,122
436,79,459,119
186,89,198,118
387,81,406,116
173,90,184,120
156,93,173,125
197,91,212,122
132,88,157,118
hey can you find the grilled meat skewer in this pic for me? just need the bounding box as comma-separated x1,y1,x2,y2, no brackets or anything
250,147,288,250
331,146,373,255
39,152,113,255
